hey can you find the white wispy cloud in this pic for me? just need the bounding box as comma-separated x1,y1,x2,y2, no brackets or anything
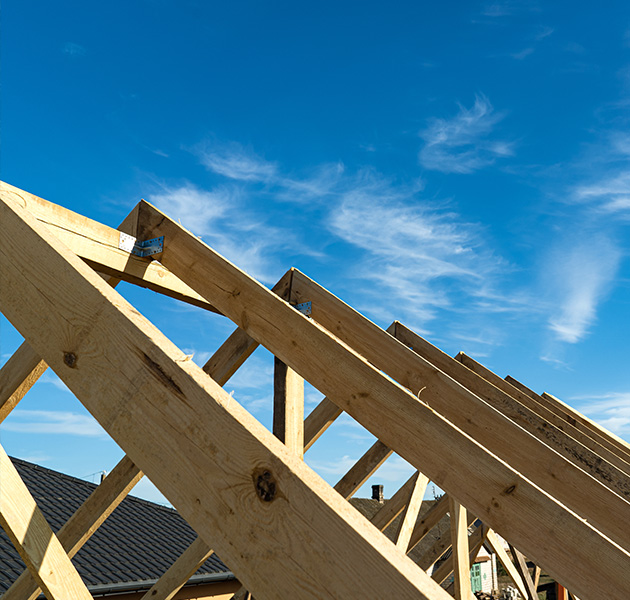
63,42,86,56
575,170,630,216
327,169,505,324
545,236,620,343
146,182,293,283
3,410,107,437
480,0,540,18
571,392,630,438
419,94,514,174
197,142,277,182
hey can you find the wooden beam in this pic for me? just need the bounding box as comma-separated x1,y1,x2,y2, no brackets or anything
3,455,143,600
394,472,429,552
432,523,484,585
0,189,452,600
388,321,630,552
0,180,227,314
484,529,531,600
540,391,630,457
333,440,392,498
509,544,538,600
0,445,94,600
416,503,476,572
371,472,421,531
273,358,304,457
458,353,630,477
140,537,216,600
303,396,342,452
134,200,630,599
0,341,46,424
407,494,450,555
449,498,473,600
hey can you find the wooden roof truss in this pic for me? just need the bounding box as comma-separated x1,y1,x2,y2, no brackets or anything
0,181,628,600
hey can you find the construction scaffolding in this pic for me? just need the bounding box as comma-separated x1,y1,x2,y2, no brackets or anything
0,180,628,600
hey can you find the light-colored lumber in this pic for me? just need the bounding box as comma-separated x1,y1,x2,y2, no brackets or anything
273,358,304,457
541,391,630,457
484,529,531,600
0,341,46,424
432,523,484,585
416,503,476,571
449,498,473,600
290,274,630,551
407,494,450,554
533,565,541,590
203,328,259,386
394,472,429,551
458,353,630,476
303,396,342,452
509,544,538,600
0,444,94,600
508,377,630,463
539,389,630,459
134,200,630,600
3,454,143,600
140,537,216,600
0,180,223,313
333,440,392,498
390,323,630,546
371,472,421,531
0,189,451,600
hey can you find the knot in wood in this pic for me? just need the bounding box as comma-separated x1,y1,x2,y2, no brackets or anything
63,352,78,368
255,470,277,502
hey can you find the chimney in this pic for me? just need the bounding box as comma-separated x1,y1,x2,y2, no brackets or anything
371,484,384,503
99,470,107,483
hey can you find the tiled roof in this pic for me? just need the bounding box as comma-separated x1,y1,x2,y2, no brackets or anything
0,457,233,595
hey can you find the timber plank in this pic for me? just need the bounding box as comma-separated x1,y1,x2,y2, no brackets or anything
0,189,450,600
3,455,143,600
390,323,630,536
394,472,429,552
0,445,94,600
140,537,215,600
0,180,221,313
447,498,472,600
134,200,630,600
484,530,531,600
333,440,392,499
0,341,46,424
458,353,630,476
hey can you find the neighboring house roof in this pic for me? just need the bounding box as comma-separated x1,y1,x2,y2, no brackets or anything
0,457,234,596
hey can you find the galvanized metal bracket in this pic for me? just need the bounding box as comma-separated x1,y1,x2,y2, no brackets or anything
295,301,312,316
118,232,164,258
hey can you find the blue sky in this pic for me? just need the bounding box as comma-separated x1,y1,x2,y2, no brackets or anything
1,1,629,504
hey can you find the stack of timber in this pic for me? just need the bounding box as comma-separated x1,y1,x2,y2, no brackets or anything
0,180,629,600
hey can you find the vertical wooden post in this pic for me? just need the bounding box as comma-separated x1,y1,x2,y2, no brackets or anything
449,497,472,600
556,583,569,600
273,357,304,457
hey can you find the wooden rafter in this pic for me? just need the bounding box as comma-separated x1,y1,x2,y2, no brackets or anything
1,183,630,599
0,445,94,600
130,200,630,599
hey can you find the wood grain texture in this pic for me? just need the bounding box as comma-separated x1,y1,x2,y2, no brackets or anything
0,180,222,313
449,498,473,600
540,391,630,458
0,188,450,600
139,537,215,600
0,341,46,424
485,530,531,600
133,200,629,600
509,544,538,600
273,359,304,457
0,445,94,600
458,353,630,476
333,440,392,498
394,472,429,552
391,323,630,548
2,455,143,600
